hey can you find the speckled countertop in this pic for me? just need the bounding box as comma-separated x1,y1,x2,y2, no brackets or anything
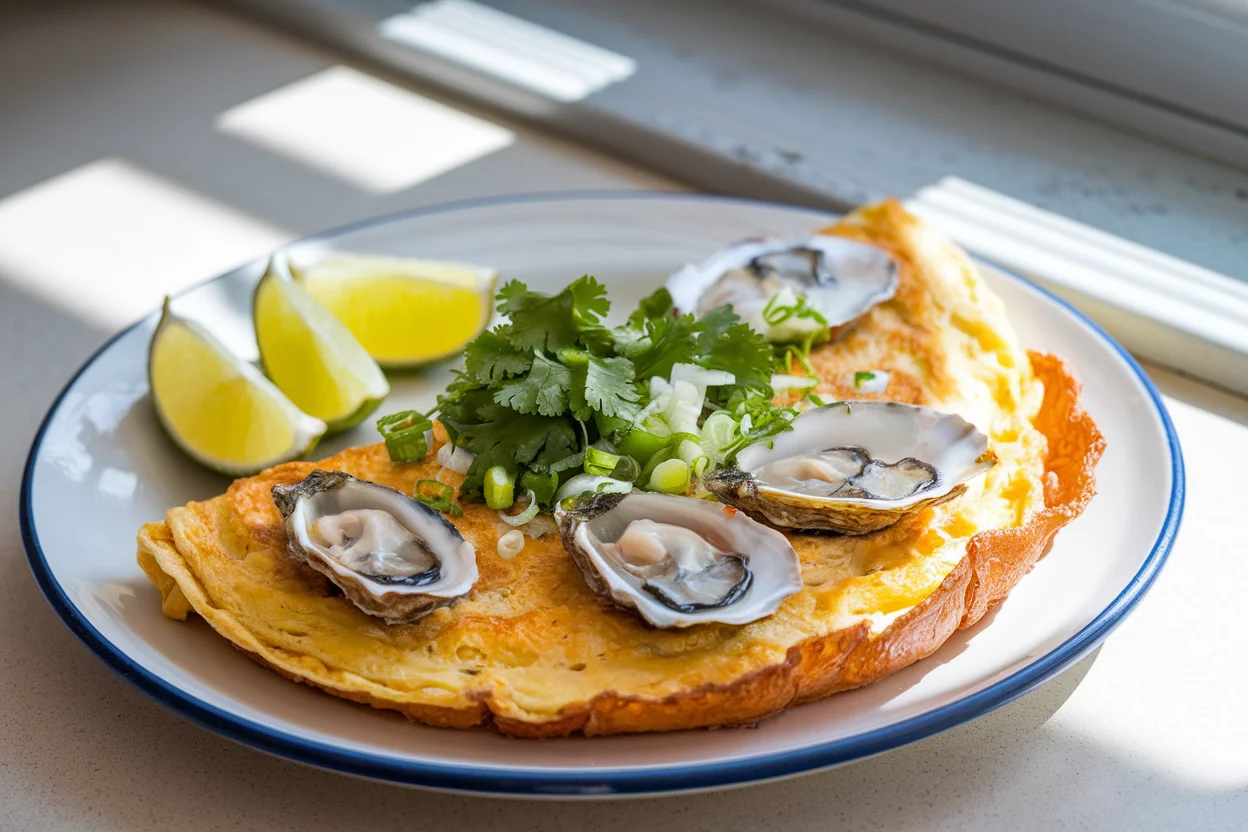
1,2,1246,829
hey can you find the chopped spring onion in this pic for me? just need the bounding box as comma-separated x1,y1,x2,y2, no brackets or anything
498,489,540,526
414,479,461,516
556,473,632,502
649,458,691,494
667,430,703,464
484,465,515,510
376,411,433,463
807,392,827,407
584,447,622,477
521,469,559,507
692,455,711,478
609,454,640,482
436,442,476,474
617,422,671,462
699,410,739,464
497,529,525,560
762,291,830,328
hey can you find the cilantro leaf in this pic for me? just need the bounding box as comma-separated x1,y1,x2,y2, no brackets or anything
494,352,571,416
497,276,611,352
584,355,640,420
424,274,790,510
464,329,530,383
440,401,578,500
694,304,741,349
699,321,776,402
630,287,674,324
615,311,700,381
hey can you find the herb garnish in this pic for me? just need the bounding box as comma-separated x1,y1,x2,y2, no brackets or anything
382,277,822,510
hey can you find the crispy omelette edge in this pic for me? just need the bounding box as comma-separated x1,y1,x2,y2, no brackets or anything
135,351,1102,737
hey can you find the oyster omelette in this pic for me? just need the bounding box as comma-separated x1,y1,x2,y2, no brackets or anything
137,200,1103,737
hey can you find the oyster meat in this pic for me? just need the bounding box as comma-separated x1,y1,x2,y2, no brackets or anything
666,235,900,341
556,492,802,628
705,401,996,534
273,470,478,623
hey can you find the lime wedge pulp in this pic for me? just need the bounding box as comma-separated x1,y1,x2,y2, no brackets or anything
253,254,390,433
291,252,497,369
149,300,326,476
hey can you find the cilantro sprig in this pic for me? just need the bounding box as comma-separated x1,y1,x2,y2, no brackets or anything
384,276,796,510
379,276,818,511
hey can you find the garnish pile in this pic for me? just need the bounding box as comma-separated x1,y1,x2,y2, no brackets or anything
377,277,828,516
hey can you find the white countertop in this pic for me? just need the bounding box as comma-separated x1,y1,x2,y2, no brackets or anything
1,2,1245,829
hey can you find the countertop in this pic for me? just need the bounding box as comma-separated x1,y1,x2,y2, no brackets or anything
1,2,1245,829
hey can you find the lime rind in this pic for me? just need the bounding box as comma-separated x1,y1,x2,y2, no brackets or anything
149,299,327,477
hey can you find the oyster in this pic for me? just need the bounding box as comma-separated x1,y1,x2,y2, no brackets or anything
273,470,478,623
705,402,996,534
666,235,900,341
556,492,802,628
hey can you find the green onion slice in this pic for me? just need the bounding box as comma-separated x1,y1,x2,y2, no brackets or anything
649,458,691,494
584,447,622,477
609,454,641,483
520,470,559,508
498,489,540,526
413,479,462,517
376,411,433,463
484,465,515,510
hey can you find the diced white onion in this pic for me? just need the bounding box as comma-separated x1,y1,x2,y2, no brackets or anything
436,442,454,468
437,443,476,474
671,363,735,396
497,529,525,560
770,373,819,392
664,379,703,436
634,376,673,425
852,370,891,395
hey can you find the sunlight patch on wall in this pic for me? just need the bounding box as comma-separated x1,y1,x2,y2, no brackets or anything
380,0,636,102
216,66,515,194
0,158,289,328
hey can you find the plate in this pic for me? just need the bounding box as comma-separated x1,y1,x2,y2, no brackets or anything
20,193,1183,797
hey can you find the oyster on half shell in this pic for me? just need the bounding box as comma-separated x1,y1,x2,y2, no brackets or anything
705,401,997,534
666,235,900,341
273,470,478,623
556,492,802,628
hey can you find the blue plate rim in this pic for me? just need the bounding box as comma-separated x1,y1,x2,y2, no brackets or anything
19,190,1185,797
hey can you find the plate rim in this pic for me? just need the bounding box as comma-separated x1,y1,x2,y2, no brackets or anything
19,190,1185,797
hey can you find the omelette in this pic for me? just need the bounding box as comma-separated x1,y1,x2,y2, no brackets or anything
136,201,1103,737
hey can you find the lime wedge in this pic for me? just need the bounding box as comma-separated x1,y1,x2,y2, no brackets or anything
149,300,326,476
254,254,390,433
291,252,496,368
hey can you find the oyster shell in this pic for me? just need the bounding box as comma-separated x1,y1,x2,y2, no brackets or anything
556,492,802,628
666,235,900,341
705,402,996,534
273,470,478,623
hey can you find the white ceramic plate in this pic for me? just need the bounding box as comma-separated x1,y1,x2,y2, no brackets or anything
21,193,1182,798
